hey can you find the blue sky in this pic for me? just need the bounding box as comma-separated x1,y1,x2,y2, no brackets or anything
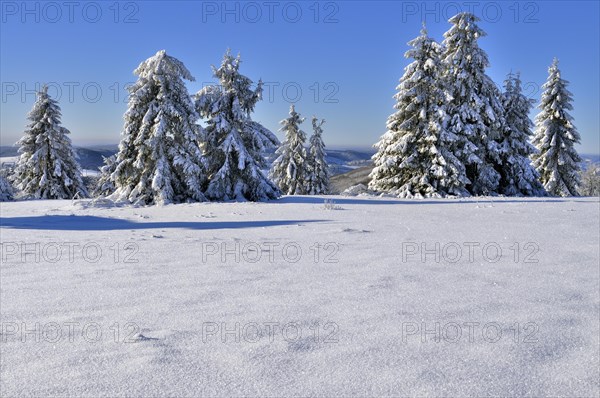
1,1,598,153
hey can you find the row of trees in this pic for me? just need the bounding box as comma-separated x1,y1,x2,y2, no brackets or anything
369,13,583,198
2,14,593,202
106,50,280,204
270,105,330,195
5,50,330,203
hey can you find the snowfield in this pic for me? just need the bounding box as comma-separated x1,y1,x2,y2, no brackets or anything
0,156,18,166
1,196,599,396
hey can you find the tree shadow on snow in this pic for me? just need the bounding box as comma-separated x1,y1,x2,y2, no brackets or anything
0,215,328,231
276,196,582,206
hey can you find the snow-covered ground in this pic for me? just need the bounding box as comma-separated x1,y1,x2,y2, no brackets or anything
0,156,17,166
81,169,100,177
1,196,599,396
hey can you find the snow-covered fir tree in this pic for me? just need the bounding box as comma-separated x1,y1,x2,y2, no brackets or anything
306,117,330,195
12,85,87,199
498,72,545,196
0,175,14,201
93,154,117,197
369,25,468,198
247,121,280,152
110,50,206,205
195,50,280,201
270,105,309,195
532,58,582,196
442,13,507,195
579,164,600,196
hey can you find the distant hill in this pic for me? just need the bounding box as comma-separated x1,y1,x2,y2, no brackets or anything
581,154,600,169
0,145,116,171
329,154,600,194
326,149,373,174
2,144,597,179
263,147,373,176
75,147,116,170
329,165,373,194
2,145,375,175
1,145,376,178
0,146,18,157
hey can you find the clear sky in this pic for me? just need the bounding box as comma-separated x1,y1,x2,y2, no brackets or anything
1,0,598,153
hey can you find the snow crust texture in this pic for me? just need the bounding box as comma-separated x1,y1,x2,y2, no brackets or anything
1,196,598,396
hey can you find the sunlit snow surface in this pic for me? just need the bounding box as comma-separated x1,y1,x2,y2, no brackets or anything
1,196,598,396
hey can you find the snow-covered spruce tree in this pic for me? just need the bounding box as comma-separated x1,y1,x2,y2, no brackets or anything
0,175,14,201
247,121,280,152
270,105,309,195
306,117,330,195
12,85,87,199
579,164,600,196
532,58,582,196
442,13,507,195
110,50,206,205
195,50,279,201
498,72,545,196
93,154,117,197
369,25,468,198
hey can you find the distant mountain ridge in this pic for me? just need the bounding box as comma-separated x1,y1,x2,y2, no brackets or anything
1,145,597,175
0,145,116,171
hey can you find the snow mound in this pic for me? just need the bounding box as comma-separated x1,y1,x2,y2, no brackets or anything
341,183,372,196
